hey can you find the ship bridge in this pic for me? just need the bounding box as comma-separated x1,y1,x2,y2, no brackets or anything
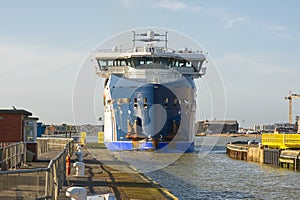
94,31,207,79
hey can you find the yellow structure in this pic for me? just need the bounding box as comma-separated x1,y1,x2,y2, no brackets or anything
98,132,104,143
80,132,86,145
262,133,300,149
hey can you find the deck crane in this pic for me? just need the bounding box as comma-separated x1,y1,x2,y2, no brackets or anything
285,92,300,124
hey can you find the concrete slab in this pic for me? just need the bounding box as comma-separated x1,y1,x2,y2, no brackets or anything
59,147,177,200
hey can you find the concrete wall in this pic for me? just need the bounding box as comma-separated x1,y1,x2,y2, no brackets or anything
247,146,264,163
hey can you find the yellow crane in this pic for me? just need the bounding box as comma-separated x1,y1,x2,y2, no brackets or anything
285,92,300,124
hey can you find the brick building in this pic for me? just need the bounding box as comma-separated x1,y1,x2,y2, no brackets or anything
0,109,38,156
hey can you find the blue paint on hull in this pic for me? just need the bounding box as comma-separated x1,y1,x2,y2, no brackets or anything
104,141,195,153
105,74,196,152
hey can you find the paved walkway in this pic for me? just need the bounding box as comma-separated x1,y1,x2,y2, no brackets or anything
58,147,177,200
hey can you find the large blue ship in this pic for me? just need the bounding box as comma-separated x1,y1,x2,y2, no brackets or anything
94,30,206,152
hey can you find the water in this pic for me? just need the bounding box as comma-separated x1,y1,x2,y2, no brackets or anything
143,136,300,200
87,135,300,199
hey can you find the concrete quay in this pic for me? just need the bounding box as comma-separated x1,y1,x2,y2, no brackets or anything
226,142,300,171
58,146,177,200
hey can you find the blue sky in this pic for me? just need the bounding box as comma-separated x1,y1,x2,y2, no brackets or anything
1,0,300,128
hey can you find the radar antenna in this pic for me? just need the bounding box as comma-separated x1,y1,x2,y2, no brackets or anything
132,30,168,49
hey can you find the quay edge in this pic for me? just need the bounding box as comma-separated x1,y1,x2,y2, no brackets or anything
226,142,300,171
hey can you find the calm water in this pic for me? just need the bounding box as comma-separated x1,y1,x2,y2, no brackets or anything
143,136,300,200
87,135,300,199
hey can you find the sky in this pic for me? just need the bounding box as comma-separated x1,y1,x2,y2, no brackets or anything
1,0,300,128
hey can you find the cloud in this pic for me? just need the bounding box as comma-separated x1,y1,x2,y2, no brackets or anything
216,52,300,126
270,25,287,32
118,0,202,12
0,40,85,78
117,0,299,41
118,0,136,9
268,25,299,41
155,0,186,11
224,17,248,29
218,53,299,79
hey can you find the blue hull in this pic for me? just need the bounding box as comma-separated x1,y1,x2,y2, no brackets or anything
104,74,196,152
105,141,195,153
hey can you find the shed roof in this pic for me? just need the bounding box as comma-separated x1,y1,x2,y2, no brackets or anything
0,109,32,116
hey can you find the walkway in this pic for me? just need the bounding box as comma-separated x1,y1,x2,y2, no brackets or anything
58,147,177,200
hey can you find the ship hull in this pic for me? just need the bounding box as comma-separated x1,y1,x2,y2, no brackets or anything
104,141,194,152
103,73,196,153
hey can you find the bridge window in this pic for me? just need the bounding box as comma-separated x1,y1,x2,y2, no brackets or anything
97,59,129,69
185,61,192,67
146,60,153,64
191,60,204,71
160,58,172,66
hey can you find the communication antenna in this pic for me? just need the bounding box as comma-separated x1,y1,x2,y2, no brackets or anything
132,30,168,50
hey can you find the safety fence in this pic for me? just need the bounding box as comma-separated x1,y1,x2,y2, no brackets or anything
37,137,74,157
0,138,74,200
0,142,26,170
262,134,300,149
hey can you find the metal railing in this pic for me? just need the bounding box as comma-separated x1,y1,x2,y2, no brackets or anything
37,138,74,157
0,142,26,170
262,133,300,149
0,138,74,200
44,140,74,199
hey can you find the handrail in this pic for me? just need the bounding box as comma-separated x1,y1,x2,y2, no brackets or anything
0,142,26,170
0,167,48,175
0,138,74,200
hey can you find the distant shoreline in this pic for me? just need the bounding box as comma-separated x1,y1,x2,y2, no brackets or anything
196,133,261,137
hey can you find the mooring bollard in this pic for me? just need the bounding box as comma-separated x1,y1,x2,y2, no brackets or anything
75,144,83,162
66,187,87,200
73,161,85,176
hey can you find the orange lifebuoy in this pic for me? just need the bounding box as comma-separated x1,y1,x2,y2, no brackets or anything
66,154,71,175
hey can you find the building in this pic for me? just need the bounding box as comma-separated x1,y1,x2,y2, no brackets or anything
253,123,296,133
0,108,38,157
196,120,239,134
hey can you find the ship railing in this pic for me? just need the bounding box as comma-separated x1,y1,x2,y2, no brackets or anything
262,133,300,149
96,48,133,53
96,47,204,54
0,138,74,200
